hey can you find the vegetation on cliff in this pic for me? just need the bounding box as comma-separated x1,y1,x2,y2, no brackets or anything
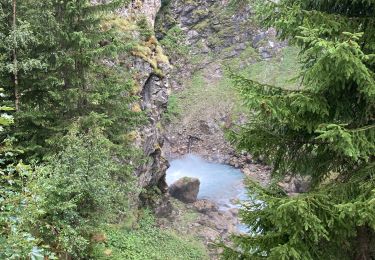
225,0,375,259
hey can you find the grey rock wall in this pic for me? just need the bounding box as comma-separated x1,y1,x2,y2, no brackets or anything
125,0,170,193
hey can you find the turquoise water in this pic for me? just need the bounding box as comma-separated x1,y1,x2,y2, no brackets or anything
166,154,248,210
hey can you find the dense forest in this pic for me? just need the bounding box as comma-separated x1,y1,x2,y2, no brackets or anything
1,0,374,259
0,0,176,258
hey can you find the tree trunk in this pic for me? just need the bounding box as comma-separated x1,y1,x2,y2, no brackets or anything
355,225,372,260
12,0,19,111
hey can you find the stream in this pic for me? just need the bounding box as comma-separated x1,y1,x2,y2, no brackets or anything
166,154,248,210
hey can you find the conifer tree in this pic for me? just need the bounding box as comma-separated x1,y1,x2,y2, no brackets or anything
225,0,375,259
5,0,139,159
1,0,144,258
0,0,42,113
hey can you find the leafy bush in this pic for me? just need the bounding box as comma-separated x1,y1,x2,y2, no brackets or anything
0,89,53,259
0,156,52,259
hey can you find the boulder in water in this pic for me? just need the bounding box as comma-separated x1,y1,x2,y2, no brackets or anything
169,177,200,203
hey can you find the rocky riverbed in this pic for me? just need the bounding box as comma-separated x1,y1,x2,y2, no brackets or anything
157,197,241,259
157,154,260,259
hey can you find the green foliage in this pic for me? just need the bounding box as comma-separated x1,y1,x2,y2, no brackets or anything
0,1,43,83
163,94,181,123
156,0,178,35
137,16,154,39
160,25,189,62
0,88,53,258
225,0,375,259
0,88,14,129
27,127,135,258
161,0,172,8
0,161,49,259
0,0,152,259
2,0,141,159
92,210,209,260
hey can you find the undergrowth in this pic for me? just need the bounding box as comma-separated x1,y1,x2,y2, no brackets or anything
163,94,181,123
92,211,208,260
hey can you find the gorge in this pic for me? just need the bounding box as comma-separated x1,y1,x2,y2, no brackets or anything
3,0,372,259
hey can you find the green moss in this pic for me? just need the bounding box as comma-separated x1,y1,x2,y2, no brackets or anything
238,44,259,60
192,9,209,19
163,94,182,123
193,19,210,31
132,35,169,77
182,176,193,183
160,25,189,61
168,199,201,235
183,0,199,5
136,16,153,39
207,35,224,48
153,68,165,78
139,186,163,205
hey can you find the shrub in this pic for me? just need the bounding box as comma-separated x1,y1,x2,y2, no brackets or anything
92,210,209,260
27,127,134,258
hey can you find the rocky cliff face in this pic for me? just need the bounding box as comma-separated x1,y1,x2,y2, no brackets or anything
117,0,171,198
157,0,254,55
114,0,161,27
155,1,307,195
133,58,169,192
155,0,280,157
156,0,285,66
154,0,283,187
